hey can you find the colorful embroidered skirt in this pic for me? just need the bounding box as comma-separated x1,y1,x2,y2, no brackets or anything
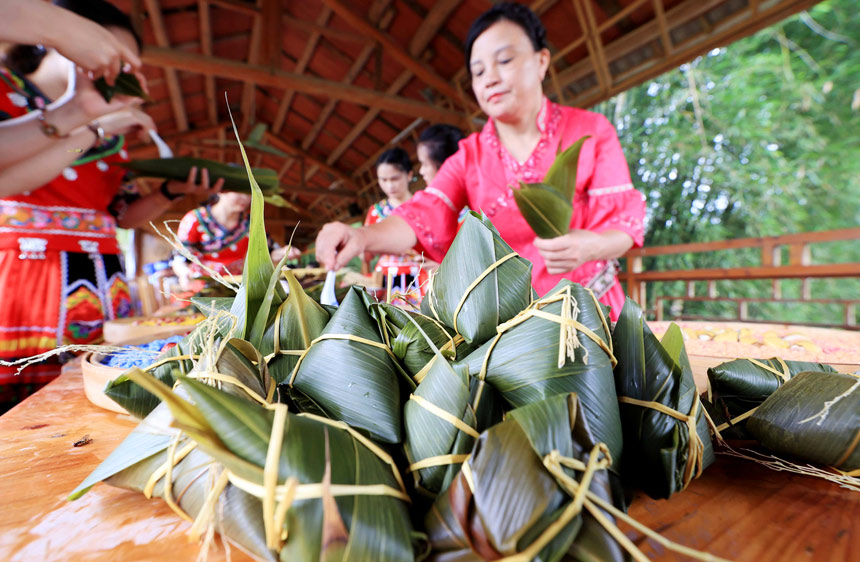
0,250,133,384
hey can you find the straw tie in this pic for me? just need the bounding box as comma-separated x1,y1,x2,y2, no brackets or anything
618,394,707,489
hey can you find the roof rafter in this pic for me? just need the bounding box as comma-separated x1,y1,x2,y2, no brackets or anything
143,0,189,131
142,47,468,126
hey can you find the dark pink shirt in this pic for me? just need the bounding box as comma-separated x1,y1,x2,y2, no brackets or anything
394,98,645,320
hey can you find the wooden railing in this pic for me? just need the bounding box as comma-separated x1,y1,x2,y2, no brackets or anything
618,227,860,329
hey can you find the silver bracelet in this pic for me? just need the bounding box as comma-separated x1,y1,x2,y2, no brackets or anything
87,121,105,147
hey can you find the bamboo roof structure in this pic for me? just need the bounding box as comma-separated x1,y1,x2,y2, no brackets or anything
115,0,821,244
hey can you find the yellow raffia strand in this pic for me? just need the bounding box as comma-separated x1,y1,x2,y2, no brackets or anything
834,427,860,469
297,412,409,496
495,443,729,562
188,468,230,542
143,435,195,522
287,333,399,386
143,440,198,503
407,454,471,473
471,287,616,414
144,354,201,373
186,371,270,406
718,445,860,492
263,404,288,549
452,252,520,335
619,395,706,488
409,394,480,439
461,460,475,493
413,355,438,384
425,270,442,322
715,405,759,433
748,358,790,383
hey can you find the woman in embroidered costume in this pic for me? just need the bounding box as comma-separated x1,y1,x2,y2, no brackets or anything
176,192,253,277
364,148,429,302
317,3,645,321
0,0,221,387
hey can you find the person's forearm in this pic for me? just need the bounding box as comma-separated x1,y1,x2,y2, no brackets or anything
2,0,55,45
0,127,98,196
363,215,417,255
116,189,174,230
592,230,634,261
0,101,95,170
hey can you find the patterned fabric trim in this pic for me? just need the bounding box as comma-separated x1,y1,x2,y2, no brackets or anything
188,205,250,253
588,183,635,197
585,259,620,300
0,200,118,238
424,187,458,213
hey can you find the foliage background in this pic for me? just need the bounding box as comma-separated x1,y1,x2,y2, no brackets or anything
592,0,860,325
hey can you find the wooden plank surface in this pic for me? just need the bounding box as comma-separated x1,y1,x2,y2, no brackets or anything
1,362,858,561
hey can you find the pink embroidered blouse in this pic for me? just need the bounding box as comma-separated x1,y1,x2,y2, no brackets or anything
393,98,645,320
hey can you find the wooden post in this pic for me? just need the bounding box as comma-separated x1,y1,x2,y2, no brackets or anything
846,303,857,328
686,281,695,297
739,301,749,321
707,280,717,298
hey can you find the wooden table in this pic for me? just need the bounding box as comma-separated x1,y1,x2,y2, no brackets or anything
1,363,857,561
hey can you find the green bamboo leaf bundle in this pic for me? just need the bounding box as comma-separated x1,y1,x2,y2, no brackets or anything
287,287,412,443
367,303,473,382
120,157,283,198
403,357,478,497
748,371,860,473
513,136,589,238
706,357,837,438
105,336,272,418
70,344,281,561
612,299,714,499
455,279,623,469
70,403,276,561
425,393,627,561
127,369,417,561
421,212,534,346
95,72,150,102
264,269,330,384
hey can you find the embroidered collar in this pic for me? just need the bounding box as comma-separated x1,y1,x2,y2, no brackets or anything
480,97,563,188
194,205,250,249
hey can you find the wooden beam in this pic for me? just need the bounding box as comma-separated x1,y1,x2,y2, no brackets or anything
262,0,283,68
240,3,264,134
324,70,414,167
408,0,460,57
263,132,359,191
299,7,395,185
281,14,368,44
197,0,218,125
617,263,860,282
651,0,674,56
127,123,228,158
143,0,189,131
572,0,612,95
321,0,465,105
142,47,468,126
207,0,258,16
271,7,331,134
566,0,821,109
281,185,357,198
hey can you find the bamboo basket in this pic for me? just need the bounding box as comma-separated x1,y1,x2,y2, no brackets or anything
81,334,185,414
102,314,202,344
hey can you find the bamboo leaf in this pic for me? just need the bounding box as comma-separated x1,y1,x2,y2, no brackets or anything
512,182,572,239
94,72,150,102
544,135,590,201
121,157,281,194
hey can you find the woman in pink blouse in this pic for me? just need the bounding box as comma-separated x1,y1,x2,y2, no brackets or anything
316,3,645,320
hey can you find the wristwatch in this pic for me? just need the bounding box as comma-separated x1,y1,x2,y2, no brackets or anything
87,121,106,146
159,180,183,201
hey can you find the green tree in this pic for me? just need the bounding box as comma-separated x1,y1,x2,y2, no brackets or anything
593,0,860,323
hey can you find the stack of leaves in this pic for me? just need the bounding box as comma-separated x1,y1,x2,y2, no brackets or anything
512,136,589,238
612,299,715,499
70,340,278,561
748,371,860,474
95,72,149,102
421,213,533,346
706,357,837,438
456,279,623,469
287,287,413,443
425,393,628,561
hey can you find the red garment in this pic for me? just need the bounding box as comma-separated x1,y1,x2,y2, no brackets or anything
364,198,429,297
393,98,645,320
177,205,250,275
0,68,134,381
